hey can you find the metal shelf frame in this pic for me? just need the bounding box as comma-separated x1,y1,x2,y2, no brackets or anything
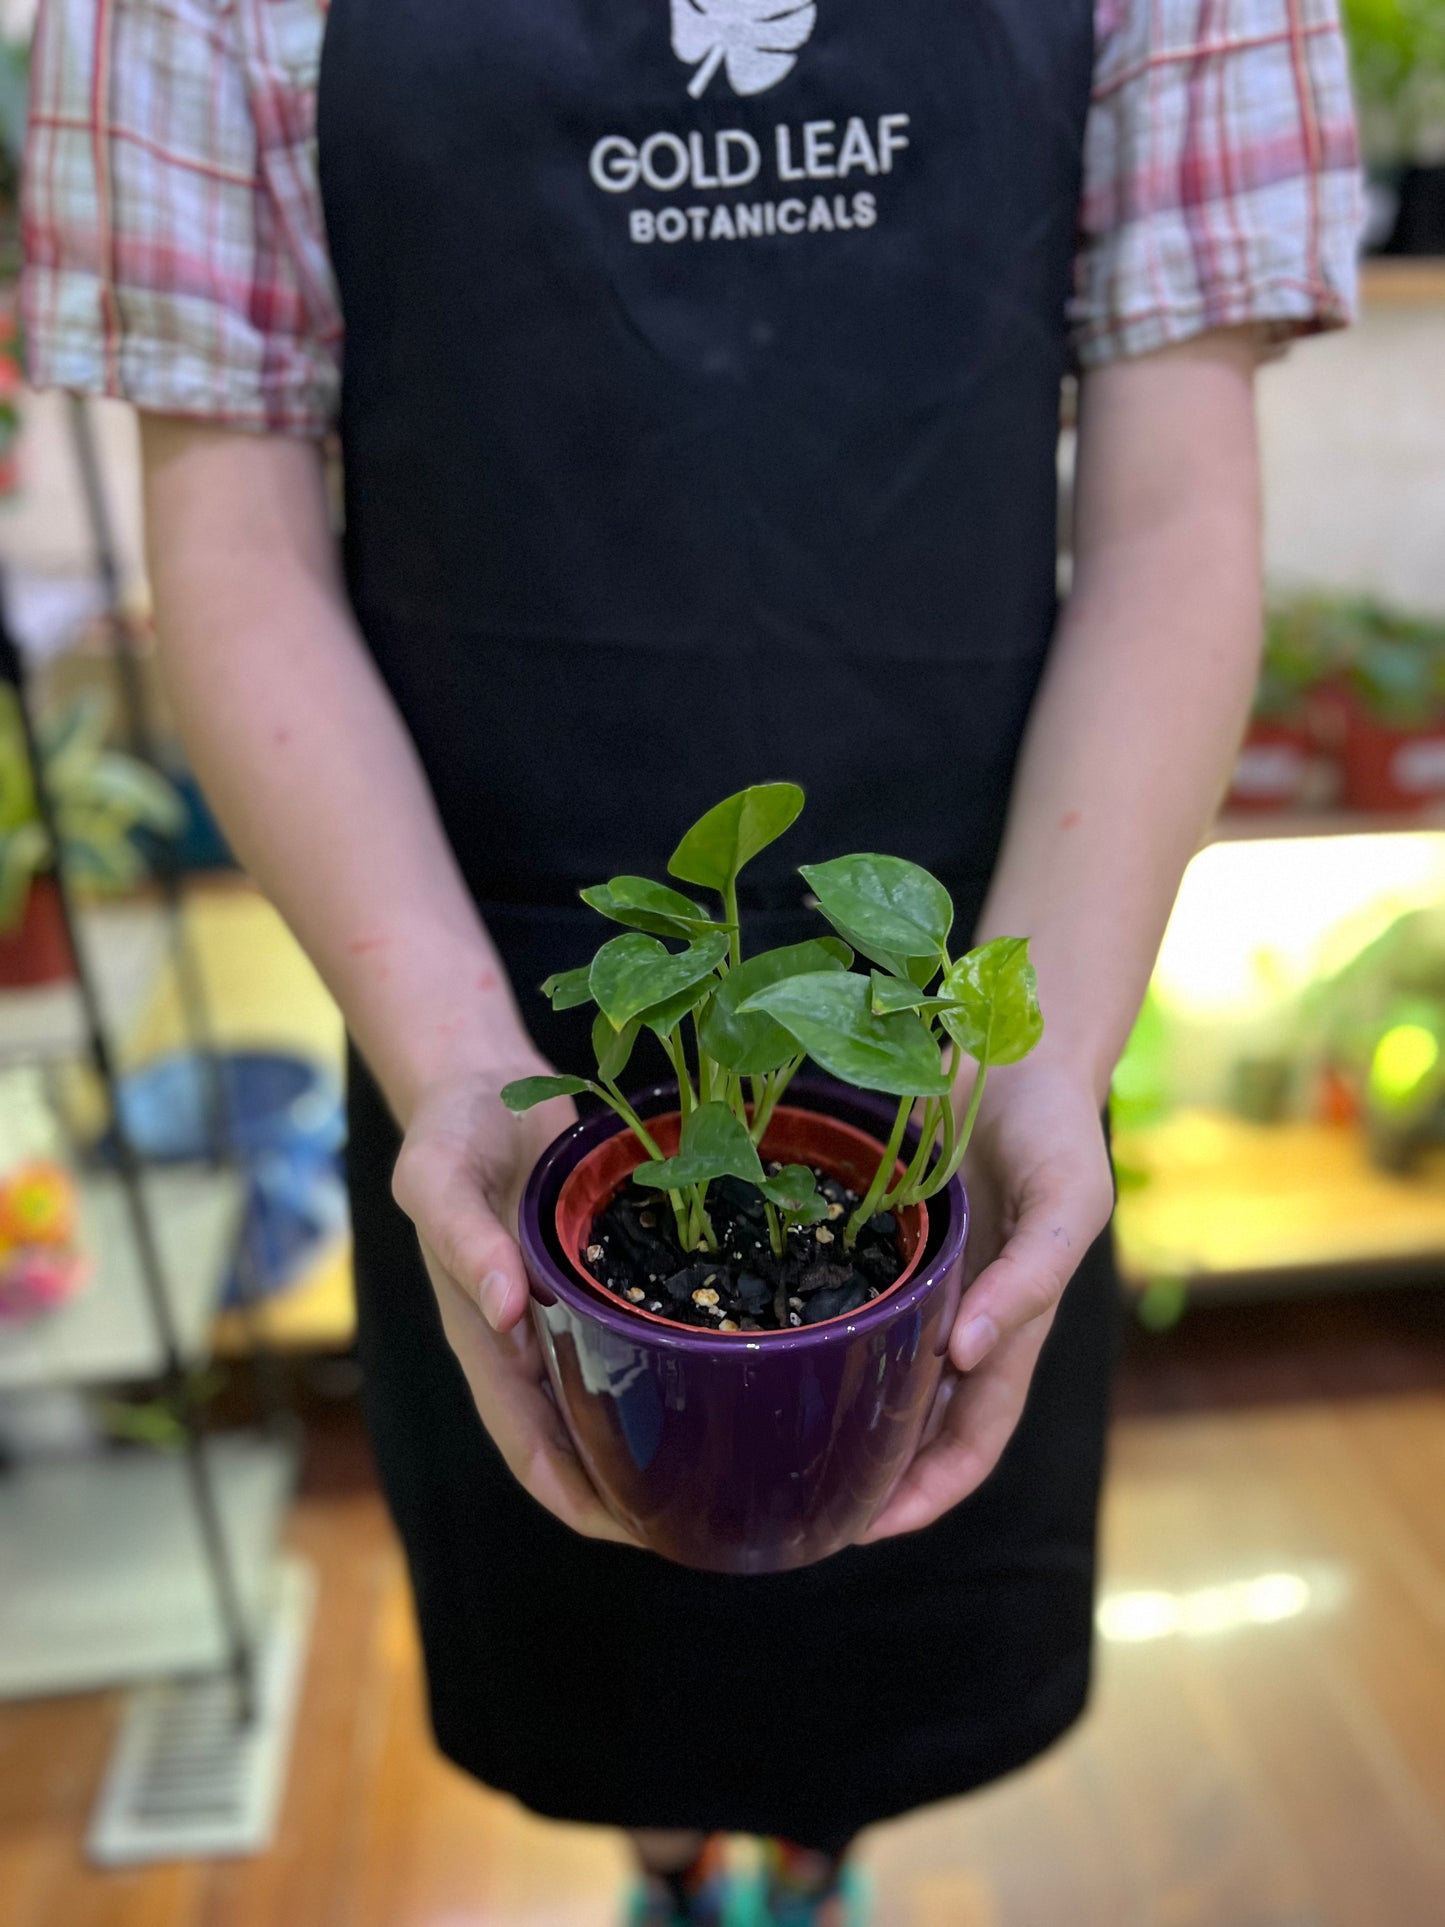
0,397,294,1720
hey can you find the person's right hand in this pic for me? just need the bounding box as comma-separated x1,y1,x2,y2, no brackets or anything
391,1064,639,1546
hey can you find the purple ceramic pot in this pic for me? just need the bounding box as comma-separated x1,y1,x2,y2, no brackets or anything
519,1079,968,1574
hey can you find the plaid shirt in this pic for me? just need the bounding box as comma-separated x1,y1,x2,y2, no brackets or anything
22,0,1362,438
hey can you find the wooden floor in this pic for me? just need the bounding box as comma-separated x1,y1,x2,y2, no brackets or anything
7,1291,1445,1927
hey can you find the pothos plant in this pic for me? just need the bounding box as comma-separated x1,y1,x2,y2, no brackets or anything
502,785,1043,1262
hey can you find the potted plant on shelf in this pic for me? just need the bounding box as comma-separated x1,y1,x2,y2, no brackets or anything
505,784,1043,1573
1339,611,1445,811
0,685,184,988
1228,604,1330,812
1345,0,1445,255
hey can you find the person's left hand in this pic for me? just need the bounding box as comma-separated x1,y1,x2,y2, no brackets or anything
857,1055,1114,1544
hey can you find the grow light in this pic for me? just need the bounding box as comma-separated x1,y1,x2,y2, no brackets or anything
1370,1022,1441,1108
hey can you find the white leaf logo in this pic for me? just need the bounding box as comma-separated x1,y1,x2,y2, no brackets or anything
671,0,818,100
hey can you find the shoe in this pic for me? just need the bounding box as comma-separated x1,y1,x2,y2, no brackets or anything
758,1864,870,1927
625,1840,761,1926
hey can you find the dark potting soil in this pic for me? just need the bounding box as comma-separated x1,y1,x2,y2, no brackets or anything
583,1170,907,1333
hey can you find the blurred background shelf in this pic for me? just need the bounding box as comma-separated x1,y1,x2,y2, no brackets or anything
1213,807,1445,842
1115,1109,1445,1298
0,1166,244,1388
120,880,355,1358
0,1432,294,1699
1359,258,1445,305
0,900,169,1065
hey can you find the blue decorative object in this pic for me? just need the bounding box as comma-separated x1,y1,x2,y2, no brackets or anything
114,1050,347,1302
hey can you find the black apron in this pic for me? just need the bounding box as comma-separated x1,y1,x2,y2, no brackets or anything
322,0,1116,1846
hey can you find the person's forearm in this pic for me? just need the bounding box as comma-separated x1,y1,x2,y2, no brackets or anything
976,335,1265,1104
141,419,541,1123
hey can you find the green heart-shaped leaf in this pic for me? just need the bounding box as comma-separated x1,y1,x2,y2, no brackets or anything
541,966,594,1012
592,1011,641,1083
940,936,1044,1067
698,938,851,1075
800,855,953,963
501,1074,592,1112
869,970,953,1018
635,974,716,1042
757,1163,826,1223
668,783,805,894
579,875,720,939
741,972,951,1097
589,929,730,1028
633,1101,766,1192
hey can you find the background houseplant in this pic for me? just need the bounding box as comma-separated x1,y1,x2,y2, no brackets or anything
1229,603,1335,811
1340,609,1445,810
1345,0,1445,252
507,785,1042,1570
0,685,184,986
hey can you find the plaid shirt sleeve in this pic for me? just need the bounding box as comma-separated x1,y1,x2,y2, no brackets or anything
1073,0,1363,366
21,0,1362,434
22,0,340,436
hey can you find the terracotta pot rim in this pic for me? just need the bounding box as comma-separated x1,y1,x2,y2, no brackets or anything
555,1104,928,1337
520,1082,969,1356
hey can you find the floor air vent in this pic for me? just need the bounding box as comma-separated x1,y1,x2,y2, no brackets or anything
88,1555,314,1865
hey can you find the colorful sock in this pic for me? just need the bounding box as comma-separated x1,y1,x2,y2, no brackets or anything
629,1835,732,1925
760,1837,850,1923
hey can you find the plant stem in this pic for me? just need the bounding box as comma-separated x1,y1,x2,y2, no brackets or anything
764,1199,783,1259
598,1082,666,1161
845,1095,911,1248
593,1082,690,1246
666,1032,697,1125
920,1062,987,1199
751,1054,802,1144
697,1042,713,1107
687,1185,718,1251
664,1189,692,1248
723,879,742,970
665,1030,696,1118
887,1097,941,1209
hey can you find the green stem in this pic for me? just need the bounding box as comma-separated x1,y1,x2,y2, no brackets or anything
593,1081,690,1246
723,878,742,971
665,1030,696,1118
751,1054,802,1145
665,1189,692,1248
764,1199,783,1260
687,1186,719,1251
697,1043,714,1107
887,1097,941,1209
845,1095,911,1248
598,1082,665,1161
920,1062,987,1200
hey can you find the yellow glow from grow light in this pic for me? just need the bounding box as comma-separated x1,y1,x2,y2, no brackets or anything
1153,833,1445,1017
1370,1024,1440,1106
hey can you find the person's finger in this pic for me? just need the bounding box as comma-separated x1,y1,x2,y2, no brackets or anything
393,1138,531,1332
949,1172,1110,1373
857,1319,1050,1543
428,1257,638,1545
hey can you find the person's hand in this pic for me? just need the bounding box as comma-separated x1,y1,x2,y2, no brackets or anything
858,1056,1114,1543
391,1063,638,1546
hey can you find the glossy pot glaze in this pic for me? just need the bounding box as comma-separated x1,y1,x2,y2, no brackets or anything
520,1080,968,1574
